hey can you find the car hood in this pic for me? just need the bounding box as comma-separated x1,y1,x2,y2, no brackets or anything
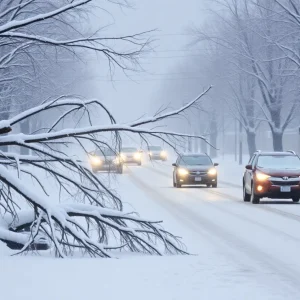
99,155,116,161
179,165,213,171
257,167,300,177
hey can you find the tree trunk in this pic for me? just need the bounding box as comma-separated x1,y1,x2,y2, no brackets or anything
209,114,218,158
272,130,283,151
20,120,30,155
246,131,256,157
201,138,208,154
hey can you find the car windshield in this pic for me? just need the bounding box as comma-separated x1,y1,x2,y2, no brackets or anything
179,155,212,166
95,149,116,156
257,155,300,169
121,147,137,153
149,146,162,151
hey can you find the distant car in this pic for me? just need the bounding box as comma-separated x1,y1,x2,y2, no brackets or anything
89,148,123,174
148,146,167,161
243,150,300,204
172,153,218,188
121,147,142,166
3,227,50,251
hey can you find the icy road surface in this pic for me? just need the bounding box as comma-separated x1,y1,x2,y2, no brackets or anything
1,158,300,300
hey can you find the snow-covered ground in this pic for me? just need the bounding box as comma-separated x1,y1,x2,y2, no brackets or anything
1,155,300,299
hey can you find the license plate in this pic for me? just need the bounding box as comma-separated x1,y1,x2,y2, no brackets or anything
195,177,202,182
280,186,291,192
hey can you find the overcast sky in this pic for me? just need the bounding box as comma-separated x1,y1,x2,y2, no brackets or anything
82,0,210,123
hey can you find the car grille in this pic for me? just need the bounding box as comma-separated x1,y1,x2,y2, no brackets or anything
189,171,207,176
270,176,300,186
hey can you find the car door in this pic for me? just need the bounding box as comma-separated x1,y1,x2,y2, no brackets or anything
245,154,256,192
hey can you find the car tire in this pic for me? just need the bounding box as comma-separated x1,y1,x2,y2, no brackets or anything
92,168,98,174
292,197,300,203
243,184,251,202
137,161,142,166
175,177,182,188
116,166,123,174
212,182,217,188
251,184,260,204
206,184,211,188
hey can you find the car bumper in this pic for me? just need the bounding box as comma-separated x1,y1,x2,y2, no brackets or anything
149,155,166,160
177,174,217,185
254,180,300,199
123,157,141,163
92,163,121,171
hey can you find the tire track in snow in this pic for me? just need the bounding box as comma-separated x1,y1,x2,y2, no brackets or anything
127,167,300,292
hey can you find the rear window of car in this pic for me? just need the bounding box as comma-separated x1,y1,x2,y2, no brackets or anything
257,155,300,169
148,146,162,151
95,149,116,156
178,155,212,166
121,148,137,153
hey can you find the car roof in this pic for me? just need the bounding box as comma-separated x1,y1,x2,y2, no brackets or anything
179,152,208,157
257,151,296,156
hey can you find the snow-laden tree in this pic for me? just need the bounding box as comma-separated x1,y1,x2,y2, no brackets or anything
0,0,213,257
0,88,211,257
193,0,300,152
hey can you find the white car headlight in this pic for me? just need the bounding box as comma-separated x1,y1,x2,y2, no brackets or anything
256,171,270,181
177,168,189,176
90,156,102,165
160,151,167,157
208,168,217,176
134,153,141,159
113,157,122,164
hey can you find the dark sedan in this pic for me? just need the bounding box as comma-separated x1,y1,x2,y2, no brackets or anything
172,153,218,188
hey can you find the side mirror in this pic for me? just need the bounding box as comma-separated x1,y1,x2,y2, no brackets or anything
214,163,219,167
172,163,177,167
245,164,252,170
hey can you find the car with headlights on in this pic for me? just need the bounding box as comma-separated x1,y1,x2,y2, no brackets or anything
89,148,123,174
121,147,142,165
148,145,167,161
243,150,300,204
172,153,218,188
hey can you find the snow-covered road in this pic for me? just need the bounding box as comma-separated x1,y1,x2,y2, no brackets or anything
2,158,300,299
119,159,300,299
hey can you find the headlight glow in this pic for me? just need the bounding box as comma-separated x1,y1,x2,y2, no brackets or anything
256,171,270,181
177,168,189,176
160,151,167,157
90,156,102,165
208,168,217,176
113,157,122,164
134,152,141,159
120,153,126,160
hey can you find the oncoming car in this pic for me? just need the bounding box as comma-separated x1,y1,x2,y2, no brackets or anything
148,146,167,161
172,153,218,188
121,147,142,166
243,150,300,204
89,148,123,174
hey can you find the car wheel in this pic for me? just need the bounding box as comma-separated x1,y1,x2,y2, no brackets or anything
251,184,260,204
292,197,300,203
175,176,182,188
92,168,98,174
116,166,123,174
243,184,251,202
212,182,217,188
206,184,211,188
137,161,142,166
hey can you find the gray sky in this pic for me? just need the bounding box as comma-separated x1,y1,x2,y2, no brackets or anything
82,0,209,123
